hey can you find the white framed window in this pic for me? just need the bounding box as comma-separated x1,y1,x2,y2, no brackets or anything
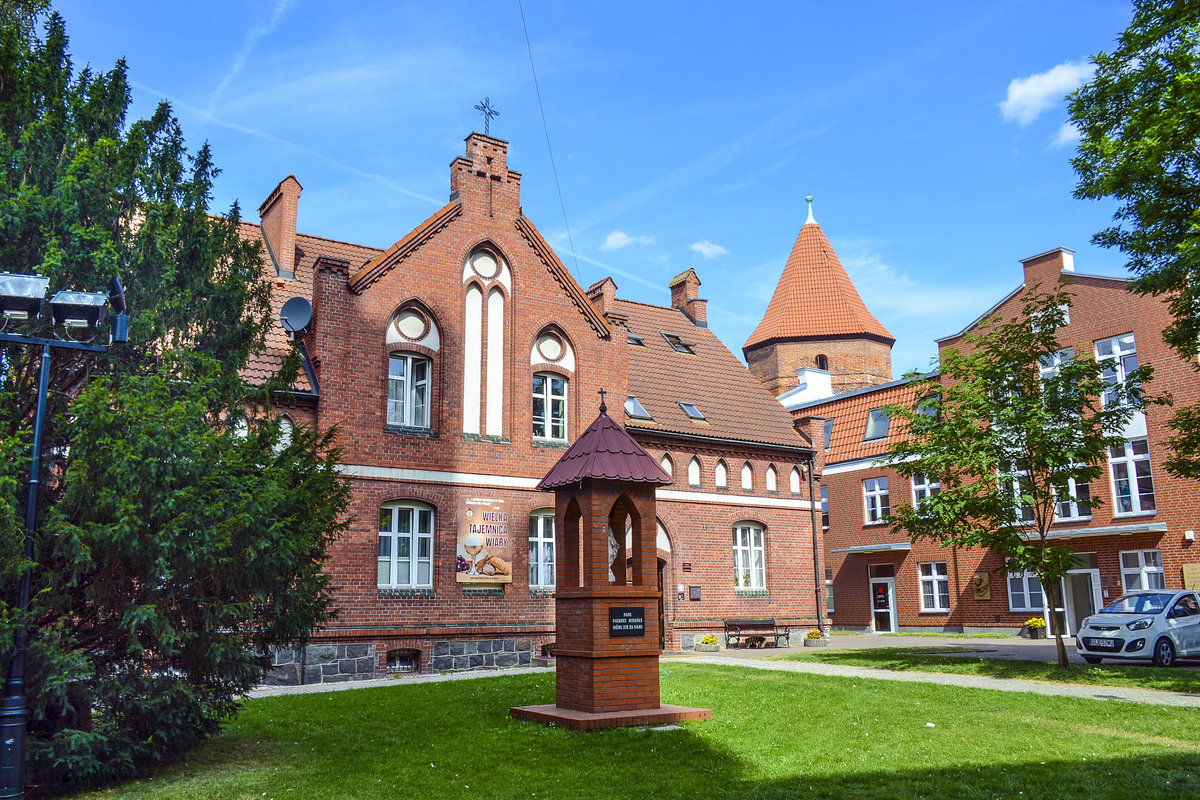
863,477,889,524
1054,477,1092,520
715,460,728,489
378,502,434,588
1110,438,1156,514
533,372,567,440
733,522,765,590
1038,347,1073,380
820,485,830,529
1095,333,1137,406
1003,461,1035,523
766,465,777,492
741,462,753,491
1120,549,1166,592
529,511,555,589
912,473,940,506
864,408,890,440
273,415,294,456
1007,568,1044,612
790,467,801,494
388,353,431,428
825,566,834,612
919,562,950,612
687,457,701,487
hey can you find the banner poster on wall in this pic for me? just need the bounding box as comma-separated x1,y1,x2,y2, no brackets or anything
456,497,513,584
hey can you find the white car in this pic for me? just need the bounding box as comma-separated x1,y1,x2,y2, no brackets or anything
1076,590,1200,667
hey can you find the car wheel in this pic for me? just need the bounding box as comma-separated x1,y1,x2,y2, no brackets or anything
1082,655,1102,664
1152,638,1176,668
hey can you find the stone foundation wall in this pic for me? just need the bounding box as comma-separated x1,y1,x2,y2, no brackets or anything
263,643,378,686
429,637,533,672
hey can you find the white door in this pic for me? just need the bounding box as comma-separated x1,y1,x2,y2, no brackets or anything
870,578,897,633
1054,569,1102,637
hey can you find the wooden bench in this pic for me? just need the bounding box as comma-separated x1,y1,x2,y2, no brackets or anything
723,618,791,649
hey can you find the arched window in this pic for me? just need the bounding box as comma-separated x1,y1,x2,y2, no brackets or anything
529,510,555,589
815,354,829,371
733,521,766,589
687,457,701,487
533,372,568,441
766,464,777,492
274,415,294,456
378,501,434,588
715,460,728,489
659,453,673,478
741,462,753,491
388,353,431,428
790,467,801,494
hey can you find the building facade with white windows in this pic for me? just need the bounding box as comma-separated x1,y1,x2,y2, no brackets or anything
789,247,1200,634
245,133,821,683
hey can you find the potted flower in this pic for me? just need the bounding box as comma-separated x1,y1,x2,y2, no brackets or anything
803,629,827,647
694,634,720,652
1024,617,1047,639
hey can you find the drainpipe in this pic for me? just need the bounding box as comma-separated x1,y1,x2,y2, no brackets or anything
807,454,825,636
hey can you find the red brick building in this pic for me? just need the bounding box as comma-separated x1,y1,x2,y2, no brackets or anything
245,133,820,683
788,247,1200,634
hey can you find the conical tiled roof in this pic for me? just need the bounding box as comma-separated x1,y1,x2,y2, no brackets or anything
744,219,894,351
538,409,673,491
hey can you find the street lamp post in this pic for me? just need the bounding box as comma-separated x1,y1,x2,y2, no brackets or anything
0,273,128,799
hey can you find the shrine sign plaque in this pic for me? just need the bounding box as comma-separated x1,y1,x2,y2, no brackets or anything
609,606,646,637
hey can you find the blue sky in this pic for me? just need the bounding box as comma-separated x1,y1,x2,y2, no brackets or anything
57,0,1134,376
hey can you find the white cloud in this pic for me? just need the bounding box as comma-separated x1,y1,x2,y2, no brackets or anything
690,240,728,259
600,231,654,250
1000,61,1094,126
1050,121,1081,148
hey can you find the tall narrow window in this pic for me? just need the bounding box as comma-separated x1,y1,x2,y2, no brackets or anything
274,416,294,455
863,477,889,523
1095,333,1137,406
765,465,778,492
532,373,567,441
790,467,801,494
825,566,835,612
1110,438,1155,514
732,523,765,590
741,462,753,491
687,457,701,487
821,485,830,529
659,454,674,478
529,511,555,589
486,287,505,435
388,353,431,428
823,418,835,449
378,502,434,588
1120,549,1165,592
715,460,728,489
463,284,483,434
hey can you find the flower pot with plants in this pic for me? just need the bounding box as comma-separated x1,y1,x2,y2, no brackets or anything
803,629,827,647
1024,617,1047,639
694,634,720,652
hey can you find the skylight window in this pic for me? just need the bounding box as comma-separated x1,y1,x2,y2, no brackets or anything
864,408,890,440
679,402,706,421
823,418,835,449
625,395,653,420
627,328,645,346
661,333,695,354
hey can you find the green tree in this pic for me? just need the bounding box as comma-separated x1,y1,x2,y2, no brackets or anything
0,5,349,790
1069,0,1200,478
884,289,1148,668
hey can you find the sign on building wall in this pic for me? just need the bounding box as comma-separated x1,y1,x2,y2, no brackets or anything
1183,564,1200,590
456,497,513,584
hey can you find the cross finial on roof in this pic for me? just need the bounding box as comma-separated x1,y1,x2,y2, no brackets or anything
805,195,816,225
598,388,607,415
474,97,500,136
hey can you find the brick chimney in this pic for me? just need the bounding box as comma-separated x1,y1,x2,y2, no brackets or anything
1021,247,1075,292
449,133,522,220
669,268,707,327
587,277,618,317
259,175,302,280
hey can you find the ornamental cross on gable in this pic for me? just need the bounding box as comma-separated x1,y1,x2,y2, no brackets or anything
474,97,499,135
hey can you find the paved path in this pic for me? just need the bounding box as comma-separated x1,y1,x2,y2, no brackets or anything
673,653,1200,708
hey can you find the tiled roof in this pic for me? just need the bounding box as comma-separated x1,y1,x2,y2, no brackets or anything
795,375,933,464
538,410,673,490
241,221,382,391
616,298,810,451
744,221,894,351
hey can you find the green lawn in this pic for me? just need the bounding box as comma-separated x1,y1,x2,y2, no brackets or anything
784,646,1200,693
69,664,1200,800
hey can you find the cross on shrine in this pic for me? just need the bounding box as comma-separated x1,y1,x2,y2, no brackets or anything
474,97,499,136
598,388,607,414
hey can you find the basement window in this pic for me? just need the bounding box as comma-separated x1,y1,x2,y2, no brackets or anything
661,333,695,354
679,402,706,421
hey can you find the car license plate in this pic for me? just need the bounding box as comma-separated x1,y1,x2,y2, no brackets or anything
1085,637,1119,651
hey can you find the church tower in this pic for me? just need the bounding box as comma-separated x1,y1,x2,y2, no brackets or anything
743,198,894,396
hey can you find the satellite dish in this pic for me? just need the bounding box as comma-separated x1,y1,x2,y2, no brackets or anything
280,296,312,334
